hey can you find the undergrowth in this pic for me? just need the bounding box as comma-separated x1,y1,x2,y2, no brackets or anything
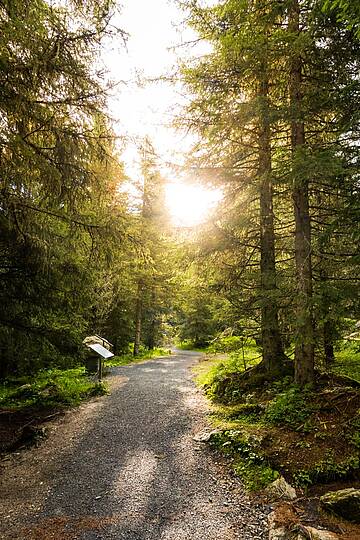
0,368,107,410
193,340,261,402
264,386,317,431
294,454,360,487
208,429,279,491
107,347,171,367
332,341,360,382
194,344,360,491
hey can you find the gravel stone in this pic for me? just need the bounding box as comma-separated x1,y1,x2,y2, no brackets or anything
0,351,269,539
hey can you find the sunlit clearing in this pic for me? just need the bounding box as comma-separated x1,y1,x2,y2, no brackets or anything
165,182,222,227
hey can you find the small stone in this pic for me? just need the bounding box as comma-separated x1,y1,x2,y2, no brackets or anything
266,476,297,501
192,429,220,442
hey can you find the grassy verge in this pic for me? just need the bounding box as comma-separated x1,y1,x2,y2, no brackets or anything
194,344,360,492
175,341,210,352
0,367,107,411
331,340,360,382
106,347,171,367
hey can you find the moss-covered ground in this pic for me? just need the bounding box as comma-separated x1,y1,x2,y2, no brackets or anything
193,340,360,494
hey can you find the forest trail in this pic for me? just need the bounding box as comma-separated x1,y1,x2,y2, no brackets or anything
0,351,269,540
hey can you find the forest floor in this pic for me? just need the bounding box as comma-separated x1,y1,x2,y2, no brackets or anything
193,352,360,539
0,351,270,540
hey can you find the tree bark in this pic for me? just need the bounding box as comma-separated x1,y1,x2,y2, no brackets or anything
258,73,285,372
319,243,335,367
324,319,335,366
289,0,315,385
133,280,143,356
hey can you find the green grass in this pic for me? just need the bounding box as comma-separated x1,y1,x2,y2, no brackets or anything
233,459,279,491
332,341,360,382
175,341,209,352
106,347,171,367
193,342,261,388
192,356,225,387
0,367,107,410
208,428,279,491
193,342,262,404
264,385,317,431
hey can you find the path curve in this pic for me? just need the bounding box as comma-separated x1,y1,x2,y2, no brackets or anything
0,351,269,539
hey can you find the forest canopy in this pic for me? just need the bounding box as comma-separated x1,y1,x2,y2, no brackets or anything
0,0,359,389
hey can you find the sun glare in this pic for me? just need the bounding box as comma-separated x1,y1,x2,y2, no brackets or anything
165,182,222,227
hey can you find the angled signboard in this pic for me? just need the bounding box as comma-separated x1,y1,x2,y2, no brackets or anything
88,343,114,359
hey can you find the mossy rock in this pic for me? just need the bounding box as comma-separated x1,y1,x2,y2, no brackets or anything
320,488,360,523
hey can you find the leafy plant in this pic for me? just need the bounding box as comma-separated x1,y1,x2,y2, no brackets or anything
233,460,279,491
106,347,171,367
293,454,360,487
0,368,108,410
208,429,278,491
264,386,317,430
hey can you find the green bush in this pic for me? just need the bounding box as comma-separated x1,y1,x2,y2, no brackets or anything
264,386,316,430
208,336,244,353
293,454,360,487
107,347,170,367
0,368,108,410
332,341,360,382
209,429,279,490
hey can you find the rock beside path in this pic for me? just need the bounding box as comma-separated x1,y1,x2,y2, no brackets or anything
268,504,338,540
320,488,360,523
265,476,297,501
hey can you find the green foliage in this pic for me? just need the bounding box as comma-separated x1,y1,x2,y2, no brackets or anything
0,368,107,410
208,336,245,353
264,387,316,430
178,0,360,387
349,431,360,451
0,0,131,378
209,429,279,491
176,290,218,348
233,460,279,492
106,347,171,367
176,341,205,351
332,341,360,382
322,0,360,38
193,342,261,403
293,454,360,487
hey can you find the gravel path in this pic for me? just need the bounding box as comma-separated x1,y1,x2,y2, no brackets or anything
0,351,269,539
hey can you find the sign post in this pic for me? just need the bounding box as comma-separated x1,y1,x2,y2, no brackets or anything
87,343,114,382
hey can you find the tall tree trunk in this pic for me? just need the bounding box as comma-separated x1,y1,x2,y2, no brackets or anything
323,319,335,366
258,73,285,372
289,0,315,385
133,280,143,356
318,240,335,367
145,288,156,350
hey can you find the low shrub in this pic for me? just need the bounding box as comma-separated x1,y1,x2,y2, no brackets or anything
107,347,170,367
0,368,108,410
264,386,316,430
209,429,279,490
293,454,360,487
